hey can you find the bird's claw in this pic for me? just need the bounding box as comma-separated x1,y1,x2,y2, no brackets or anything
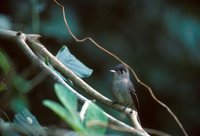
123,104,130,112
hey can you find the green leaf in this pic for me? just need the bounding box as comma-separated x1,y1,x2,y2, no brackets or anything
54,83,77,113
83,102,108,135
54,84,85,132
43,100,84,132
0,14,12,29
10,97,29,113
0,51,10,75
0,118,20,136
0,109,46,136
45,56,50,65
13,109,46,136
43,100,71,124
56,46,93,78
0,82,6,92
12,75,31,93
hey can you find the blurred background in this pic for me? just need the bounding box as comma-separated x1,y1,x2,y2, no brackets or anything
0,0,200,135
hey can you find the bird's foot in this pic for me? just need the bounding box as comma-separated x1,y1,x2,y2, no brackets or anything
123,104,130,112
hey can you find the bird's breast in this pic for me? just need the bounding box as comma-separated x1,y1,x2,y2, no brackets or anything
111,79,133,105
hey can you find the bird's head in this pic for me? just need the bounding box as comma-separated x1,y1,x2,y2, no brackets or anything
110,64,130,80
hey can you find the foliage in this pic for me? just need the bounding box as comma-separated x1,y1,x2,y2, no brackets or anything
43,84,84,133
56,46,93,78
0,109,46,136
0,51,10,75
44,45,107,135
83,102,108,135
0,51,32,112
43,83,108,136
0,51,9,92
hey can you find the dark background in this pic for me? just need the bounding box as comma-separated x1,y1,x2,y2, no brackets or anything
0,0,200,135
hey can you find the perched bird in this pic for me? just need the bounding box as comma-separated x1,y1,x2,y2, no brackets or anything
110,63,139,112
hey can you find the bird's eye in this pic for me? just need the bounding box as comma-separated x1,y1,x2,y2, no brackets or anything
120,70,124,74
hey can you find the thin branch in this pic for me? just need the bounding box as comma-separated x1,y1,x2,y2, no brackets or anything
87,120,142,134
52,0,188,136
28,71,47,90
87,120,170,136
0,109,11,123
144,128,171,136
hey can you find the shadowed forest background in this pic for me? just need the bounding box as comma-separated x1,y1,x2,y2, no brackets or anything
0,0,200,135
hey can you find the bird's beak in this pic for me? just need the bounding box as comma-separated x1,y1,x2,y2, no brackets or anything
110,70,116,73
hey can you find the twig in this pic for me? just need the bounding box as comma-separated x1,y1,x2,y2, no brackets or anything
87,120,141,134
144,128,171,136
52,0,188,136
87,120,171,136
0,109,11,123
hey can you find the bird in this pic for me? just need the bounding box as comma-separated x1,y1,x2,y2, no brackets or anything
110,63,139,112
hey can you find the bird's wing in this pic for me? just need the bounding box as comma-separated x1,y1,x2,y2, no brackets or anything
128,81,139,110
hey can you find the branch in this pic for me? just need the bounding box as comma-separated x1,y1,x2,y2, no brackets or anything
0,28,149,136
27,33,149,136
27,34,149,135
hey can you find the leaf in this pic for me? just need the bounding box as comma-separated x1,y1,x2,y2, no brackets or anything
54,83,77,112
43,100,84,132
0,14,12,29
0,109,47,136
43,100,72,124
0,82,6,92
54,84,84,132
0,118,20,136
83,102,108,135
12,75,31,93
10,96,29,113
56,46,93,78
13,109,46,136
0,51,10,75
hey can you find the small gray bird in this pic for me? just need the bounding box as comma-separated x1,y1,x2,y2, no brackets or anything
110,64,139,112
